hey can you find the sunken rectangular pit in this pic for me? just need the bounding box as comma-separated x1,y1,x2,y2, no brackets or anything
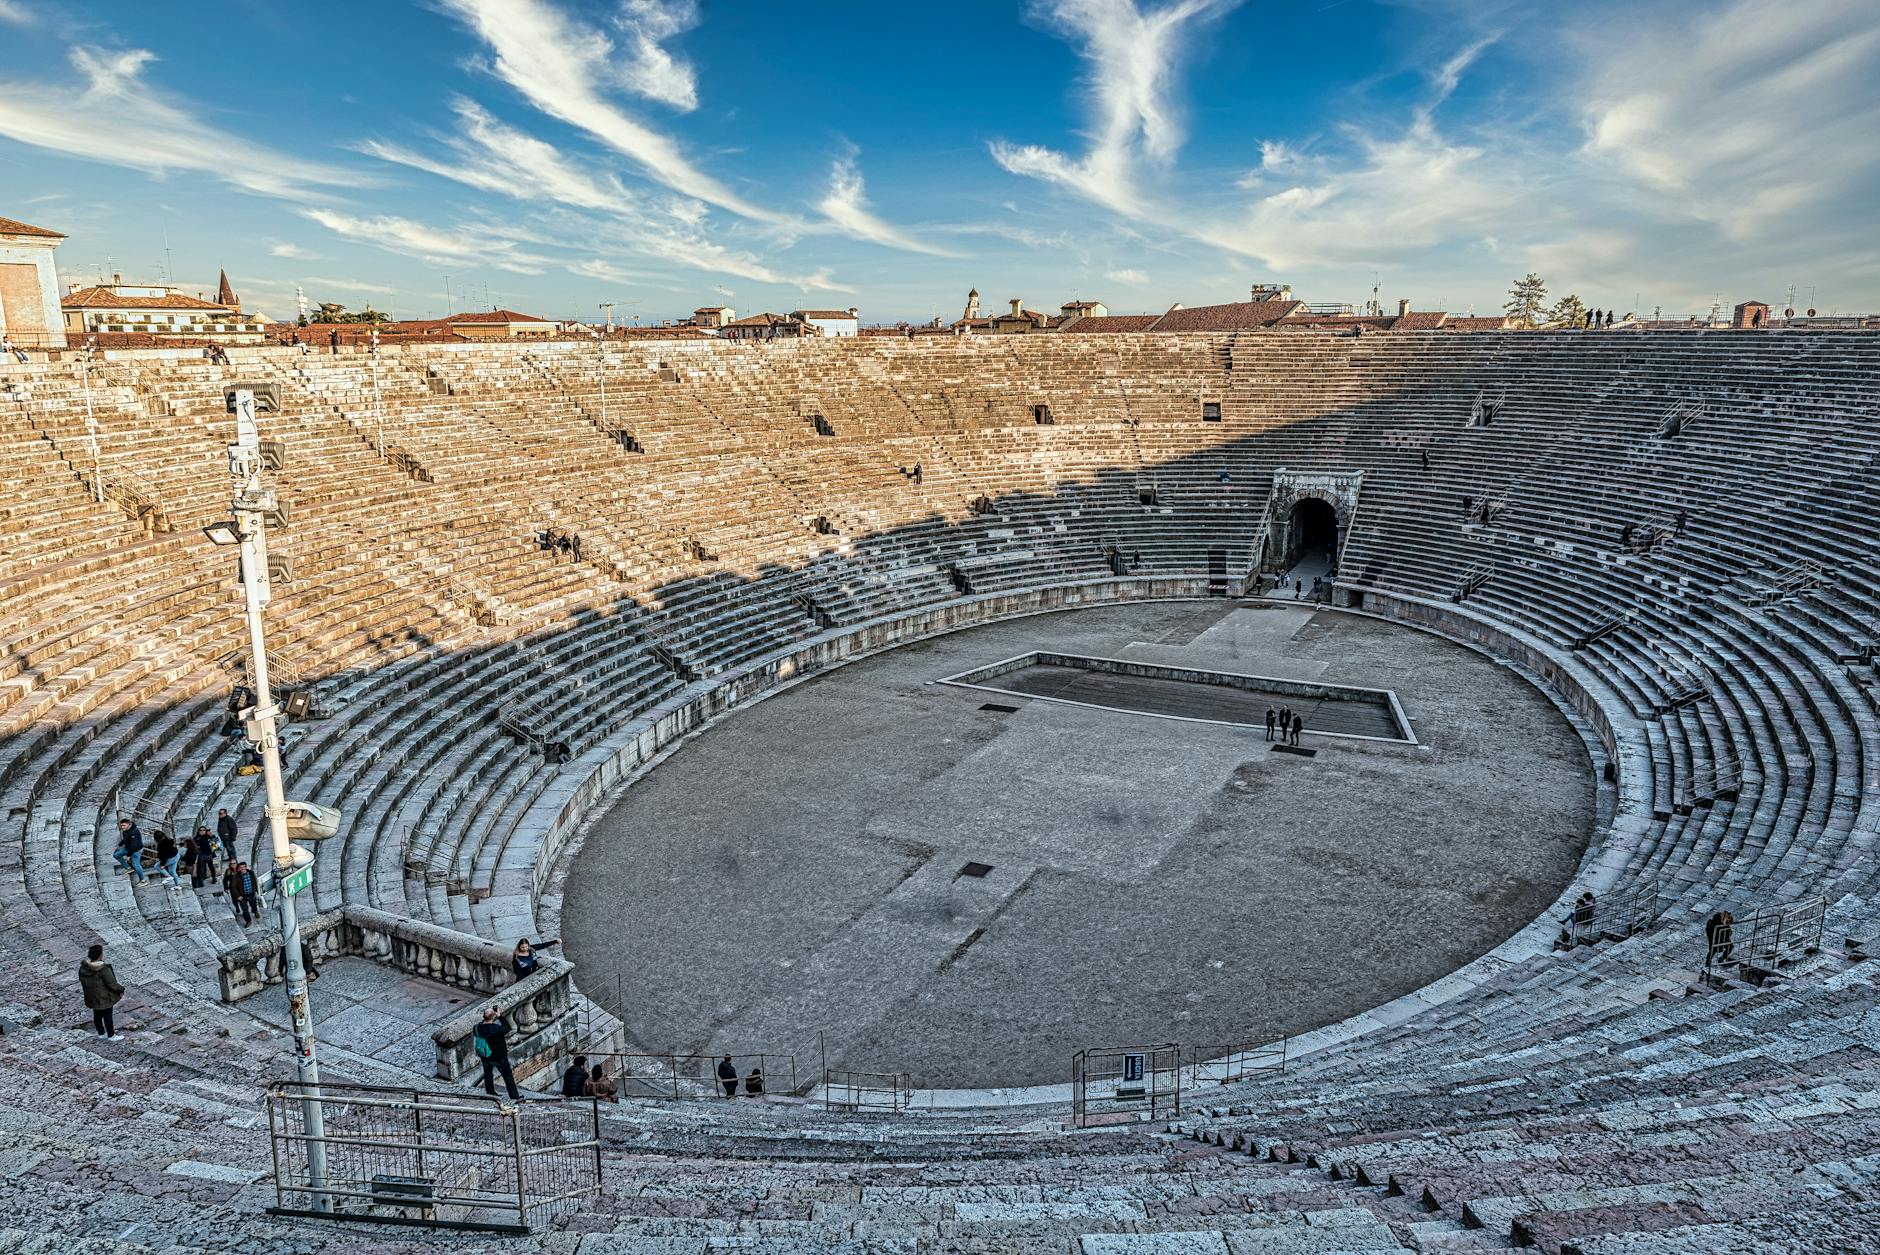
939,651,1414,743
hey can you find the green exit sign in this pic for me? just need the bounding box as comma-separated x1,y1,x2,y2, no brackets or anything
280,862,314,897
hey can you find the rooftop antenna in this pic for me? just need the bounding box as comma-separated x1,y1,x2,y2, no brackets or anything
162,228,174,285
1369,272,1380,317
444,275,452,314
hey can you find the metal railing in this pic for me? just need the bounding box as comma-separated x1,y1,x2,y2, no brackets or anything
1188,1039,1286,1088
585,1052,798,1101
1563,880,1661,947
1071,1043,1181,1127
823,1068,911,1113
1731,895,1827,976
265,1079,601,1234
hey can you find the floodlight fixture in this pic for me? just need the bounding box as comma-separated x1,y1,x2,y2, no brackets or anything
203,520,242,547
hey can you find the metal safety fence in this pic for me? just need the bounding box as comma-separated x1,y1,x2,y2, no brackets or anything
1072,1043,1181,1127
1189,1039,1286,1088
265,1080,600,1234
1731,895,1827,976
823,1068,911,1113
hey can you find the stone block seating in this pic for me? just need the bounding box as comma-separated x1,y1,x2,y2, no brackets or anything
0,330,1876,1252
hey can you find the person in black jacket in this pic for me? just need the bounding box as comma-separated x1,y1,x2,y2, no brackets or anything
474,1008,520,1100
561,1054,590,1098
215,809,239,863
79,944,125,1039
189,827,218,889
112,819,147,883
716,1055,739,1097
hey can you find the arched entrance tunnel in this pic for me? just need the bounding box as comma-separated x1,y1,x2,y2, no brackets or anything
1288,496,1339,567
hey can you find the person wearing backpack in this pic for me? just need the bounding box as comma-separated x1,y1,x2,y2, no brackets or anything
473,1007,520,1100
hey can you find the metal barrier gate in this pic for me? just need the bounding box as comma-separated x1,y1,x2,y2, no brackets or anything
1072,1043,1180,1127
822,1068,911,1113
265,1080,601,1233
1189,1039,1286,1088
1733,895,1827,976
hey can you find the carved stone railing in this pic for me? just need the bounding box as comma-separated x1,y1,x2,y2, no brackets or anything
217,904,577,1084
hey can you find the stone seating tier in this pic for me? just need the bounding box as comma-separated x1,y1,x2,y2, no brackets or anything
0,330,1877,1254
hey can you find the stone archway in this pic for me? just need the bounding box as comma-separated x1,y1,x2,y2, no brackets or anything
1260,468,1364,574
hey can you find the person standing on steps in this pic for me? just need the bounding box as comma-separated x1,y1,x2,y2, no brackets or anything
215,809,239,864
474,1007,520,1101
80,943,125,1040
112,819,147,882
1264,706,1277,742
153,831,182,890
717,1054,739,1097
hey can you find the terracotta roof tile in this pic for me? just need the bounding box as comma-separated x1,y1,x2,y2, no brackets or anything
0,215,64,239
62,286,234,312
442,309,551,323
1058,314,1161,333
792,309,858,319
1151,300,1304,332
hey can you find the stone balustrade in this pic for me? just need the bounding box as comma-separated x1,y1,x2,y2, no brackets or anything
217,903,578,1083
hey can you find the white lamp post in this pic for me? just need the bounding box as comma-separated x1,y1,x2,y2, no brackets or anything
207,381,328,1211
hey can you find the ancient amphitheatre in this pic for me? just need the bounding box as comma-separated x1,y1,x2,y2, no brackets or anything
2,328,1879,1252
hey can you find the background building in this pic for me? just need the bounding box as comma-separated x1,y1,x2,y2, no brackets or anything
0,214,66,349
62,274,266,343
790,308,859,338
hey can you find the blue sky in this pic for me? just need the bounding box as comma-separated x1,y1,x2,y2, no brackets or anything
1,0,1875,324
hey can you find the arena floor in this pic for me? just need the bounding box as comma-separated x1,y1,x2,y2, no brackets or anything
561,600,1596,1090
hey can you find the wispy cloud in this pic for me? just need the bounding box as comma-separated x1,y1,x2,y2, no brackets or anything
268,242,312,259
990,0,1243,213
359,98,847,288
359,97,631,213
0,1,33,26
816,148,952,255
611,0,702,111
1106,267,1149,285
300,276,402,296
0,45,364,198
1578,0,1880,238
438,0,780,223
298,208,553,273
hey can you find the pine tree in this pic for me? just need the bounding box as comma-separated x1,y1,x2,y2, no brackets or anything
1547,293,1588,328
1504,273,1548,328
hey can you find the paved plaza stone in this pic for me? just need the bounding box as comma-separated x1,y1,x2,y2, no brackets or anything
563,602,1594,1088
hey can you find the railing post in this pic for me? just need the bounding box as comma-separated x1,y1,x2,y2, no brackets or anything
512,1104,529,1231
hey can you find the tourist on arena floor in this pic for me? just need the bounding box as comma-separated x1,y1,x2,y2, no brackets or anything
585,1064,618,1102
511,937,559,982
1278,705,1293,736
79,944,125,1040
474,1007,521,1100
562,1054,590,1098
717,1055,739,1097
112,819,146,883
1264,707,1277,742
153,830,182,890
744,1066,764,1097
215,809,239,863
1289,713,1304,746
